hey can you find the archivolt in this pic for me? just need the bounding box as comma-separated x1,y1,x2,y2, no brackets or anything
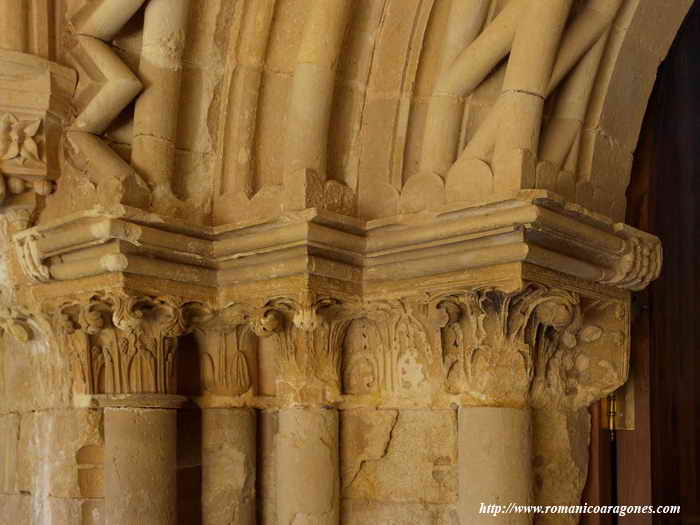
212,0,691,223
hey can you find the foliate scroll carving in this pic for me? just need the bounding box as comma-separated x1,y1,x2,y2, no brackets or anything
54,294,206,396
252,296,353,406
436,284,628,408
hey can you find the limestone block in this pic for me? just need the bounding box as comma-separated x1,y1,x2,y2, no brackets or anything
255,72,292,187
34,409,103,500
46,497,105,525
71,0,147,41
15,411,36,494
614,0,693,64
263,0,309,73
0,332,72,413
359,97,403,186
343,409,457,504
104,407,177,524
591,43,659,153
459,407,532,524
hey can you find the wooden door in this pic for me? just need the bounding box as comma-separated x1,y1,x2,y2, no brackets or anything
583,2,700,524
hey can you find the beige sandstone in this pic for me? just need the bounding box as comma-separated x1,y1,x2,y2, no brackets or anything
0,0,692,524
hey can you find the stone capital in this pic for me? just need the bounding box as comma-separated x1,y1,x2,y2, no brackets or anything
250,294,355,407
47,292,207,397
434,283,628,409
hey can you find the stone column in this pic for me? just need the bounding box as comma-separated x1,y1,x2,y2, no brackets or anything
459,407,533,524
195,311,260,524
438,285,616,524
55,295,201,525
277,407,340,525
201,408,257,525
100,394,185,525
253,300,346,525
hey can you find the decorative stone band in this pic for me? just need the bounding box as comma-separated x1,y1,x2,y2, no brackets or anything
12,193,662,293
17,279,627,410
184,284,627,410
48,292,209,396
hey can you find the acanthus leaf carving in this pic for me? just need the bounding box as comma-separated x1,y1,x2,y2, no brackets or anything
436,284,628,409
341,299,437,398
53,293,207,396
193,303,257,397
252,295,352,406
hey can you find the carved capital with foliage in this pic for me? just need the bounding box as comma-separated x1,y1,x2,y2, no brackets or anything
435,284,628,409
50,293,206,396
251,295,354,407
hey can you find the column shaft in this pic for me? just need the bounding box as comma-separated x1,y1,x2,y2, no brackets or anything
459,406,533,524
202,407,257,525
104,406,178,525
277,407,340,525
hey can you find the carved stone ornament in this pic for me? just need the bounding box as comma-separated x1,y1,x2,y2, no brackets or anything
0,50,75,214
52,293,208,396
435,284,627,408
248,296,354,406
0,305,33,342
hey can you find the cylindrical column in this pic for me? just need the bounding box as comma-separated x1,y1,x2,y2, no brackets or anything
277,407,340,525
202,407,257,525
459,406,533,524
101,395,184,525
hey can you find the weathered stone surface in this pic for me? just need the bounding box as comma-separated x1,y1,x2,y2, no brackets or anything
258,409,277,525
343,409,457,505
0,0,685,523
0,412,19,493
202,408,256,525
0,494,31,524
533,407,591,525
